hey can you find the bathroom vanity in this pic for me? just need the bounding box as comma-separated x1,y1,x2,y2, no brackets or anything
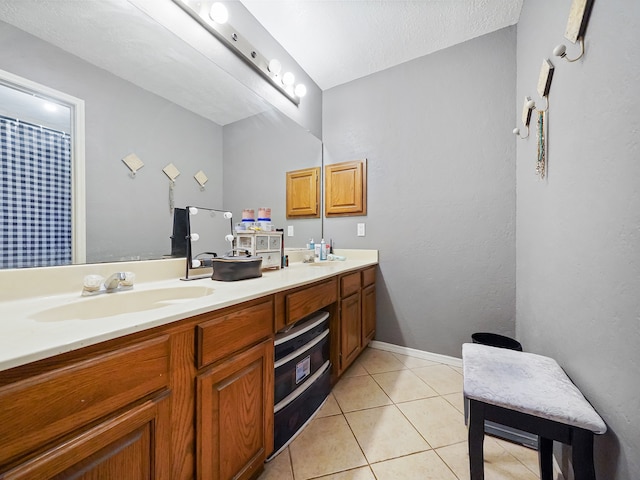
0,251,377,480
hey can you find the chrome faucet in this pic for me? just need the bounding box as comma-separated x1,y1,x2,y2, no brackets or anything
103,272,126,292
82,272,134,296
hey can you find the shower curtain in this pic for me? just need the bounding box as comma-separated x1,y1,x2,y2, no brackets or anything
0,116,72,268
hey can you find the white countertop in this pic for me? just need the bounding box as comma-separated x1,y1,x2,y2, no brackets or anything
0,250,377,372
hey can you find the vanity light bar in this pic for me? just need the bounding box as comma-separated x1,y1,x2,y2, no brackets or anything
173,0,301,106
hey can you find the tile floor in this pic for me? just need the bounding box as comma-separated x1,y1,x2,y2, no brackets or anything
259,346,563,480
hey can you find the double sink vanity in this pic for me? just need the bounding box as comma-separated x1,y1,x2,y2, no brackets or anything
0,250,377,479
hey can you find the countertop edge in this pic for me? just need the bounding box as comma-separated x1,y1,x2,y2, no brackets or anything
0,255,377,372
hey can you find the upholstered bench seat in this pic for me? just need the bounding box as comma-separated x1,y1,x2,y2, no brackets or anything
462,343,606,480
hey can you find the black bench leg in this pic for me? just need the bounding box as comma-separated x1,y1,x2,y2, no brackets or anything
468,400,485,480
572,429,596,480
538,437,553,480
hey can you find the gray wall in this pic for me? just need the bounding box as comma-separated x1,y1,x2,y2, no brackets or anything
516,1,640,479
0,21,223,263
222,110,323,248
323,27,517,357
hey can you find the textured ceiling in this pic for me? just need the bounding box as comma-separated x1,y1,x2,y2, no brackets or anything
0,0,524,125
241,0,523,90
0,0,271,126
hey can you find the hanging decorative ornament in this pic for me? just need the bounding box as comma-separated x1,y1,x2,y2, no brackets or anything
536,110,546,179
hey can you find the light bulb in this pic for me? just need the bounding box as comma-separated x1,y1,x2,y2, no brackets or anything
225,234,235,242
223,211,233,219
209,2,228,24
294,84,307,98
268,59,282,75
189,206,198,215
282,72,295,86
191,233,200,242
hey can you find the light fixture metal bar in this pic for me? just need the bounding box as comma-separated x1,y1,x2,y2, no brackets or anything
173,0,300,106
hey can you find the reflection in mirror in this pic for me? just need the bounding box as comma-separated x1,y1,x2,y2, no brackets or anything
182,206,233,281
0,70,86,267
0,0,322,269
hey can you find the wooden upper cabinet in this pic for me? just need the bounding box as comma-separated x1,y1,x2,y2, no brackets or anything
325,159,367,217
286,167,320,218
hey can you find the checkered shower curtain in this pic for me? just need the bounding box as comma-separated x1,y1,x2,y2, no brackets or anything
0,116,72,268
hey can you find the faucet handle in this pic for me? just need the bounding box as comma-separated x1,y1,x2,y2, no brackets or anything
120,271,136,287
83,274,104,293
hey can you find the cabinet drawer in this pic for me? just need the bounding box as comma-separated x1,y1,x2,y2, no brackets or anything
284,278,338,326
362,266,376,287
197,298,273,369
0,335,170,466
258,251,281,269
340,272,361,298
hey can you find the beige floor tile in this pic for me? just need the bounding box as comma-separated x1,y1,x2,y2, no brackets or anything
492,438,563,478
371,450,458,480
345,405,431,463
493,438,542,476
358,348,407,374
289,415,367,480
442,392,466,414
314,466,377,480
332,375,392,413
392,352,439,369
259,447,293,480
372,369,439,403
342,358,369,378
398,396,468,448
436,440,539,480
451,365,464,375
317,393,342,418
412,364,463,395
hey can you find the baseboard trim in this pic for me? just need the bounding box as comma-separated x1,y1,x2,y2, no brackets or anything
369,340,463,368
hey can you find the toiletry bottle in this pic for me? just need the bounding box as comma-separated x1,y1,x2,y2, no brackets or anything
320,239,327,261
309,238,315,251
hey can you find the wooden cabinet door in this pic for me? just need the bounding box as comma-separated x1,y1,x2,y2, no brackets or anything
197,339,274,480
286,167,320,218
362,284,376,346
325,159,367,217
340,292,362,372
2,392,171,480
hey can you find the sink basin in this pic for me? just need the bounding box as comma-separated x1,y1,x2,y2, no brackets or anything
31,286,214,322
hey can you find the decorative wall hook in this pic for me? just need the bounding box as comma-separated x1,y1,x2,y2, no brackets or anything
555,0,593,64
537,59,555,102
122,153,144,178
513,96,536,139
163,163,181,213
553,37,585,63
194,170,208,191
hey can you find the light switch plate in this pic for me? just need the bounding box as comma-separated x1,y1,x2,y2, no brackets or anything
163,163,180,181
357,223,365,237
194,170,208,187
287,225,294,237
122,153,144,173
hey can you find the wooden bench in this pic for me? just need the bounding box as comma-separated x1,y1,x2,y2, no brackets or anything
462,343,606,480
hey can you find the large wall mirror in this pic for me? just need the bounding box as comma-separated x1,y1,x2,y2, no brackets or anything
0,0,322,269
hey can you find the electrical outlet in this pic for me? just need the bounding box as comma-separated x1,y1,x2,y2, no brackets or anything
357,223,365,237
287,225,294,237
